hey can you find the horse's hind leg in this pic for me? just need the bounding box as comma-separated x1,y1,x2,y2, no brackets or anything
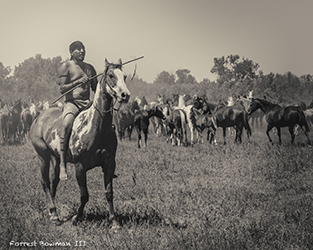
51,157,60,201
288,126,295,144
37,150,59,221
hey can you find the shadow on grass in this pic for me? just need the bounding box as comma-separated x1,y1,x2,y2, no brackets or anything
68,209,188,229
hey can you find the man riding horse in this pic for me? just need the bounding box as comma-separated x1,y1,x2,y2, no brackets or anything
58,41,98,181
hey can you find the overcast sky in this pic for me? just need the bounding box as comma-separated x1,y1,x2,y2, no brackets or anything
1,0,313,83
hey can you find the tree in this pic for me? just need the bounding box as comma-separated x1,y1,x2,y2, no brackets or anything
153,71,175,85
12,54,62,101
175,69,197,84
0,62,12,86
211,55,259,82
210,56,232,82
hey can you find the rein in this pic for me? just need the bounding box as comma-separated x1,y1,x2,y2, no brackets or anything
91,66,124,119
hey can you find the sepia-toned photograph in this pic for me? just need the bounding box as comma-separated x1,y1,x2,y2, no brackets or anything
1,0,313,249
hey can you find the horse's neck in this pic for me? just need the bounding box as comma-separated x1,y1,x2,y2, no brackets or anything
146,109,154,118
202,100,211,114
177,96,186,108
258,99,281,113
89,82,113,123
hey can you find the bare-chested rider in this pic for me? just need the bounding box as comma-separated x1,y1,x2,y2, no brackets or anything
58,41,98,181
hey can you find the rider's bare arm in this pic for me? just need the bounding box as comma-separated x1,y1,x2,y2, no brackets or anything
88,64,98,92
58,62,89,94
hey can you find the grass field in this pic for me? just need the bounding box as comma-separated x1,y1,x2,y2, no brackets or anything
1,126,313,249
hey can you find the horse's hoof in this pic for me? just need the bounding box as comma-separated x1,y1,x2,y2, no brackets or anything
71,215,83,226
110,221,121,233
59,173,68,181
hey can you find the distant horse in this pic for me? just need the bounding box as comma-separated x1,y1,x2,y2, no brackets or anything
30,59,130,228
175,94,199,145
7,99,23,143
29,102,39,121
162,102,187,146
213,101,251,145
247,98,310,145
193,110,217,144
152,95,168,137
236,96,264,129
134,105,165,148
0,103,11,143
114,99,140,140
304,108,313,127
20,105,33,142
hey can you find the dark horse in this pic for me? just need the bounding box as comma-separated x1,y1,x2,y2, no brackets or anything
134,105,165,148
213,102,252,144
30,59,130,228
247,98,310,145
114,99,140,141
193,95,251,144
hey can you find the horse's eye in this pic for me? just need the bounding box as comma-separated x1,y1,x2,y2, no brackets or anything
109,74,114,79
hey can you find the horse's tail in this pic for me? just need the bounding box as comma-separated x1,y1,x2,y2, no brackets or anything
243,111,252,136
297,107,310,133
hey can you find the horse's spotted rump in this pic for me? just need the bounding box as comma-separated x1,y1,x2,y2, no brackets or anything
49,128,61,153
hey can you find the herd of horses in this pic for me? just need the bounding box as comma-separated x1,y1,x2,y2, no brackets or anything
114,92,313,148
2,60,313,228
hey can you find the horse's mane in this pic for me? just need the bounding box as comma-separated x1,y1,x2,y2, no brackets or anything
254,98,281,107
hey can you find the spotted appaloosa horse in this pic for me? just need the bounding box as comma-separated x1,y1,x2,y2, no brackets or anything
30,59,130,228
248,98,310,145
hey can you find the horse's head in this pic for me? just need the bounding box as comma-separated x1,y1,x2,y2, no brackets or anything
162,103,171,118
154,105,166,120
102,58,130,103
247,98,259,114
193,96,203,110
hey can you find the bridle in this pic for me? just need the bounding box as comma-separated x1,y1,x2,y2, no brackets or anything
92,64,126,119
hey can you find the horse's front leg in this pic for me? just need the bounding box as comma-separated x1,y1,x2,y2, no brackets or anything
277,127,282,144
190,125,195,145
103,161,120,231
143,129,148,147
288,126,295,144
223,127,227,145
73,163,88,225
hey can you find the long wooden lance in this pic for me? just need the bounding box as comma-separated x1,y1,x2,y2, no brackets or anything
52,56,144,104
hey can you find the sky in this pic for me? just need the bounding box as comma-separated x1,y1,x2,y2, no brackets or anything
1,0,313,83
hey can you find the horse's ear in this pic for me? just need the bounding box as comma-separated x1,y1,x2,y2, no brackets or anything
105,58,110,67
117,58,122,67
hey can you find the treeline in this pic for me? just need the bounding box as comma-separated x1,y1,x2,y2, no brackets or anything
1,54,313,106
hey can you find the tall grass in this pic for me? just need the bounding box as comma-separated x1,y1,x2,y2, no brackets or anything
1,127,313,249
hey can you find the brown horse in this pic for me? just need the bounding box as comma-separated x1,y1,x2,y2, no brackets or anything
247,98,310,145
114,99,140,141
30,59,130,228
213,102,252,145
134,104,165,148
20,106,33,142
